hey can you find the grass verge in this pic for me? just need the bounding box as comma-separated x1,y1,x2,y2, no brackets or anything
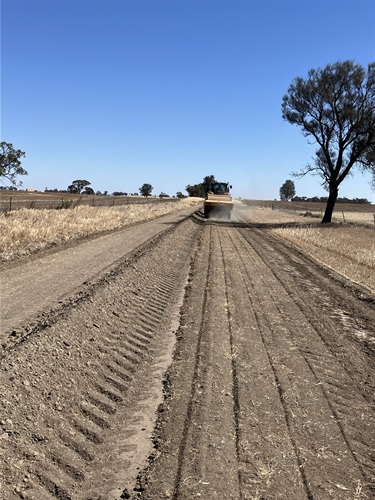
0,200,201,261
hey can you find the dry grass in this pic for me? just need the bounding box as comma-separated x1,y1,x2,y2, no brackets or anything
272,225,375,293
235,204,375,294
243,199,375,215
243,200,375,226
0,199,201,261
331,211,375,225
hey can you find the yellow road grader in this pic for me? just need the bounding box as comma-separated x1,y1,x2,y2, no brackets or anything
203,181,234,219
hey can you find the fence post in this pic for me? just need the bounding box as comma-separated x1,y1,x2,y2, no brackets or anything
342,211,346,222
373,214,375,226
9,197,12,211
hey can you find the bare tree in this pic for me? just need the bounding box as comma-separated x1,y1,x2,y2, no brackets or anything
282,61,375,223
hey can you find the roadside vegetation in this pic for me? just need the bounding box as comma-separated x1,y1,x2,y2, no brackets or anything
0,199,201,261
273,224,374,293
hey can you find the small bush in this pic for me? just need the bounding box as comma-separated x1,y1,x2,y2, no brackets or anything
303,211,320,218
57,200,75,209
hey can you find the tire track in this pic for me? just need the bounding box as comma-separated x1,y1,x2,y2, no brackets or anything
239,228,375,487
136,220,374,499
244,227,375,389
171,226,213,499
171,226,241,499
0,218,201,500
225,226,374,498
221,227,311,499
136,225,242,499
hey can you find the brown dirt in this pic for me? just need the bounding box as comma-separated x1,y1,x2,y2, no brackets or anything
1,206,374,500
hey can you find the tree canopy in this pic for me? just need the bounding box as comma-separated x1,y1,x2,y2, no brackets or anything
279,179,296,201
186,174,216,198
67,180,91,194
0,142,27,185
139,183,153,197
185,183,206,198
282,61,375,223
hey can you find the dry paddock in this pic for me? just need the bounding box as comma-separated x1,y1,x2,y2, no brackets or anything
0,191,178,211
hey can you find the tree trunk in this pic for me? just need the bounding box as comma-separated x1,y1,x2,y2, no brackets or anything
321,186,338,223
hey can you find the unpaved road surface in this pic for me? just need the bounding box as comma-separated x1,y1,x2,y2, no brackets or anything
0,207,194,340
1,206,374,500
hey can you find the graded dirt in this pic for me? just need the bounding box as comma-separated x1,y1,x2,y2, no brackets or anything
0,205,374,500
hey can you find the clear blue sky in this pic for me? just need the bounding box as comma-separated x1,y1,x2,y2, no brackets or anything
2,0,375,200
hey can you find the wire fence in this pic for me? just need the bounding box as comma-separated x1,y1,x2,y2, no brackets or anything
0,194,179,212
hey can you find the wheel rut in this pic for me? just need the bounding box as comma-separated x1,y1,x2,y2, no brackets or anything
234,227,375,494
137,221,375,500
169,226,241,499
0,218,201,500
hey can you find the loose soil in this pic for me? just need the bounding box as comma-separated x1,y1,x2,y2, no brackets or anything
0,206,374,500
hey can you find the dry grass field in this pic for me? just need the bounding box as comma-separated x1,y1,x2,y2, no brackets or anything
0,190,177,211
273,224,374,292
0,198,201,261
239,204,375,294
243,199,375,225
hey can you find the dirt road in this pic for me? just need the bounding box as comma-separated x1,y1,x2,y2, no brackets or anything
1,208,374,499
0,206,194,341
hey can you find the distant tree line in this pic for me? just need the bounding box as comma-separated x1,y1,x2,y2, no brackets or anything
279,180,371,204
44,182,184,198
291,196,371,204
0,185,19,190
